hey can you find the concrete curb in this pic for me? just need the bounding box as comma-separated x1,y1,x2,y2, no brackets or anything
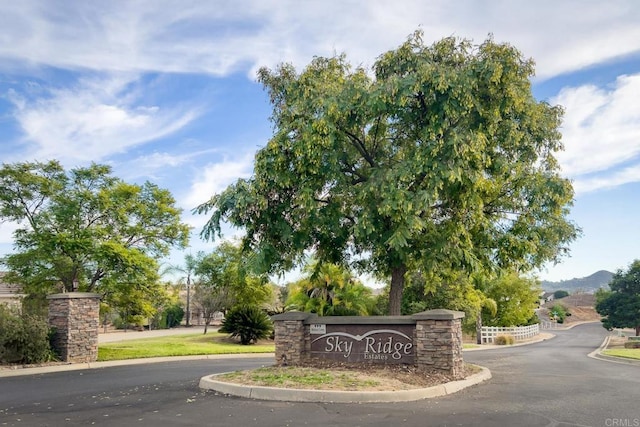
555,320,601,330
199,365,492,403
0,353,275,378
588,336,640,366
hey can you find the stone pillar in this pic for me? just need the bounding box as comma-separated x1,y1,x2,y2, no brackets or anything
47,293,101,363
271,312,313,366
412,309,465,379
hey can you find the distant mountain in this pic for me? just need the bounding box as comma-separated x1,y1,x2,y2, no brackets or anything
541,270,614,293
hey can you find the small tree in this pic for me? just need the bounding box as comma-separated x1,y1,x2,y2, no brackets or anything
163,253,199,327
398,269,495,338
549,303,569,323
286,261,376,316
596,260,640,336
195,242,273,309
483,273,541,327
193,281,232,334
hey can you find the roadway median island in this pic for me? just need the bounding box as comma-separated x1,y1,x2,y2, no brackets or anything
199,363,492,403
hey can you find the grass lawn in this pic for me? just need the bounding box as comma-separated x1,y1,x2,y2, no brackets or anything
601,349,640,360
219,366,380,390
98,332,275,361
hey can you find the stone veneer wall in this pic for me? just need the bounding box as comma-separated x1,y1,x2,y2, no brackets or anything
413,310,464,378
272,309,465,379
273,311,310,365
47,293,101,363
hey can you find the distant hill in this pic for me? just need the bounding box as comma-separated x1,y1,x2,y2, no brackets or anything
541,270,614,293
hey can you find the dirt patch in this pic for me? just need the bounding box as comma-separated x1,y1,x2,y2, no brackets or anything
539,293,601,324
606,336,636,350
218,361,480,391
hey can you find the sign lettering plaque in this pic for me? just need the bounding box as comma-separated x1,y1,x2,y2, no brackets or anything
310,324,415,364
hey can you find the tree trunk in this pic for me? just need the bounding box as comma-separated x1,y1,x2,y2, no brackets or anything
636,325,639,337
186,275,191,327
476,313,483,345
389,265,407,315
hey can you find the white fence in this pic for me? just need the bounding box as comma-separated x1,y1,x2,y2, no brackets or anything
540,320,558,330
480,324,540,344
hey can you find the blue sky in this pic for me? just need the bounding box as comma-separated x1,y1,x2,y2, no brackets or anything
1,1,639,284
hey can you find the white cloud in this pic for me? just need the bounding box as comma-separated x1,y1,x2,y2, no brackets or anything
116,148,223,181
0,1,638,80
553,73,640,193
7,74,201,164
182,155,254,224
572,164,640,194
0,221,18,245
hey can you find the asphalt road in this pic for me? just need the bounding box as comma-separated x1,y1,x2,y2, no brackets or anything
1,323,638,427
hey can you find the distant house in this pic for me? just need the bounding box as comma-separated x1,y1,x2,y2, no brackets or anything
0,272,25,308
539,291,555,306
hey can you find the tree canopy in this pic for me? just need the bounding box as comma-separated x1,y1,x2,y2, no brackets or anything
596,260,640,336
197,32,579,314
0,160,190,311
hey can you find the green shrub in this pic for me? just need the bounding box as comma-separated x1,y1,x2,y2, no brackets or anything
553,290,569,299
0,304,55,364
624,341,640,349
495,335,515,345
162,303,184,328
549,304,569,323
219,305,273,345
112,315,142,330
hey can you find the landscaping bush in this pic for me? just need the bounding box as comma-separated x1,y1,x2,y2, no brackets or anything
157,303,184,329
219,305,273,345
495,335,515,345
553,290,569,299
624,341,640,349
549,304,569,323
0,304,55,364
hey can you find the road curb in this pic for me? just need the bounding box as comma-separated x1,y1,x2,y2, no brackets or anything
588,336,640,366
199,365,492,403
0,353,275,378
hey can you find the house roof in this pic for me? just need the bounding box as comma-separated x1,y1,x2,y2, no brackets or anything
0,272,23,295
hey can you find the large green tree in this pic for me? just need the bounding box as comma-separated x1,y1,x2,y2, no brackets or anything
197,32,579,314
596,260,640,336
0,160,190,311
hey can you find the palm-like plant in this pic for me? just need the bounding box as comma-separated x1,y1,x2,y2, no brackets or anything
219,305,273,345
287,261,374,316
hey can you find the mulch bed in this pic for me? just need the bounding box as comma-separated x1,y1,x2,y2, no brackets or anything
296,359,476,388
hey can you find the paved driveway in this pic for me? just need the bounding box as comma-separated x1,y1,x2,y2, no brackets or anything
1,323,638,427
98,326,211,343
